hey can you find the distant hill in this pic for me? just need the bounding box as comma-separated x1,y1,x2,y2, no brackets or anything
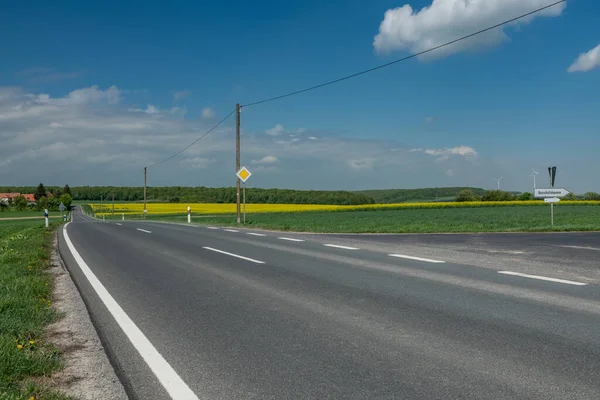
354,187,487,204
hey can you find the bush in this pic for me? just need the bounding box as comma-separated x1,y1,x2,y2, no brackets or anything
518,192,533,201
482,190,515,202
14,196,28,211
59,193,72,209
583,192,600,201
455,189,475,202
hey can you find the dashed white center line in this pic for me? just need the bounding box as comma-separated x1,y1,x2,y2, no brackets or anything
206,227,220,230
323,244,359,250
203,247,265,264
278,237,305,242
224,229,239,233
116,223,122,226
497,271,588,286
247,233,267,237
136,228,152,234
557,245,600,251
388,254,446,264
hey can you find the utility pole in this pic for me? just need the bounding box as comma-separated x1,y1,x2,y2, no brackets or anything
112,192,115,216
143,167,147,220
235,103,241,224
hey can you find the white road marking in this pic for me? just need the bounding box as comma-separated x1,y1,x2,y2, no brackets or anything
323,244,359,250
116,223,122,226
498,271,588,286
62,224,199,400
206,227,220,230
136,228,152,234
487,250,525,255
278,237,305,242
388,254,446,264
247,233,267,237
203,247,265,264
557,245,600,251
224,229,239,233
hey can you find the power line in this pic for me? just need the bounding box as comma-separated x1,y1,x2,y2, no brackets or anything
147,109,236,168
242,0,566,108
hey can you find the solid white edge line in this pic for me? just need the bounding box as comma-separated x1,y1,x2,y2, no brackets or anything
323,244,359,250
497,271,588,286
224,229,239,233
388,254,446,264
247,233,267,237
203,246,265,264
62,224,199,399
557,245,600,251
278,237,305,242
136,228,152,234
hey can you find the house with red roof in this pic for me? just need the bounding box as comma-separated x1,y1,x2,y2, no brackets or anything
0,192,37,205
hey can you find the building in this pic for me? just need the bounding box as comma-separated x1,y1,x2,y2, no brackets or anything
0,193,37,205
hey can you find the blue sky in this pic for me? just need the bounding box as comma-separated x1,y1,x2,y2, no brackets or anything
1,0,599,192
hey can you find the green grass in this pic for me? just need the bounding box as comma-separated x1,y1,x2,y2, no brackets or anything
0,221,74,400
0,211,64,219
110,205,600,233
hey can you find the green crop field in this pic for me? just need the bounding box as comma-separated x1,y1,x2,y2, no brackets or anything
0,220,72,400
103,204,600,233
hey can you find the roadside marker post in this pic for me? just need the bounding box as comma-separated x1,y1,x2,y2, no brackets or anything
122,213,125,221
44,209,49,229
236,167,252,224
187,206,191,224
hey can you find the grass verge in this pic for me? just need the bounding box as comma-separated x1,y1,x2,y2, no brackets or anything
107,205,600,233
0,221,74,400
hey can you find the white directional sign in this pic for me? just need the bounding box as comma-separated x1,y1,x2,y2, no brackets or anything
236,166,252,183
544,197,560,203
534,188,570,198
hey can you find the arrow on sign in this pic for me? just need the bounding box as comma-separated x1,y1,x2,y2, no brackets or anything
544,197,560,203
534,188,570,198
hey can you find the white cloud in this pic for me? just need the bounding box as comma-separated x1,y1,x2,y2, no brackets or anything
173,90,191,101
425,116,434,124
252,155,278,165
308,136,318,141
201,107,216,119
373,0,566,58
446,169,455,177
568,44,600,73
180,156,216,169
347,158,374,171
266,124,286,136
144,104,160,114
411,146,478,158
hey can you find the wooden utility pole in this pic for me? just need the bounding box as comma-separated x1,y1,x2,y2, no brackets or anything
143,167,147,220
112,192,115,216
235,103,241,224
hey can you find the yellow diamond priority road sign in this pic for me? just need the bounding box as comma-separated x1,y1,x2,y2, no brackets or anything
236,166,252,183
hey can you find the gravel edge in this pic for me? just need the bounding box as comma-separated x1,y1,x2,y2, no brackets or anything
47,232,128,400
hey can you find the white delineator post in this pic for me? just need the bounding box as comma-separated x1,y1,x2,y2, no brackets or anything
44,209,49,229
122,213,125,221
187,206,191,224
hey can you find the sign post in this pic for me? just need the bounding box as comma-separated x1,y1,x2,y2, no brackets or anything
533,167,569,227
236,166,252,224
187,206,191,224
44,209,49,229
59,202,66,222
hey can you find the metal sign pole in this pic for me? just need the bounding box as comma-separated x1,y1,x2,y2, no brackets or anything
243,182,246,224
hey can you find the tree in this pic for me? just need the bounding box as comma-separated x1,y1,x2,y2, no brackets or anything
564,193,577,200
482,190,515,202
0,201,7,211
36,196,48,211
14,195,28,211
34,183,47,201
518,192,533,201
583,192,600,201
60,193,73,210
63,184,71,195
455,189,475,202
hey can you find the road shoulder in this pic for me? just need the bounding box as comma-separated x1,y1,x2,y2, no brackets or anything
50,231,128,400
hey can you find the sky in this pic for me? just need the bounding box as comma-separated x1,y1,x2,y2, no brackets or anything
1,0,599,193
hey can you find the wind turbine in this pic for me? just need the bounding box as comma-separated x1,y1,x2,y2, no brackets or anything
494,177,503,190
530,168,539,191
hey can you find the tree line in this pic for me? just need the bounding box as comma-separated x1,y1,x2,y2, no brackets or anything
0,183,72,212
455,189,600,202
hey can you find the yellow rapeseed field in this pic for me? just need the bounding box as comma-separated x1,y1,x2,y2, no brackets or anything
89,200,600,216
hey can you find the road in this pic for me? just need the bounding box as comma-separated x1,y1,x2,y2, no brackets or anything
59,207,600,399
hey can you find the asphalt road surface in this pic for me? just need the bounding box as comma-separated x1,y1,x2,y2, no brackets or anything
59,207,600,399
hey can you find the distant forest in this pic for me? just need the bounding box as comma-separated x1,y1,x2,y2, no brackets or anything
356,187,488,203
1,186,496,205
0,186,375,205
